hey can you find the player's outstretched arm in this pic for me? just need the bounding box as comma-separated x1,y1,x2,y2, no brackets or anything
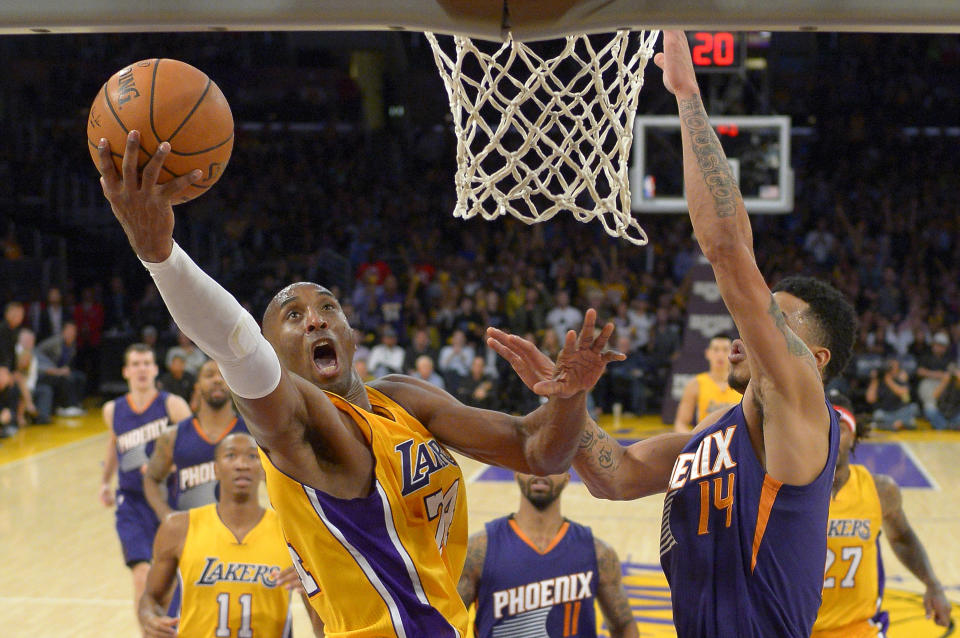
457,530,488,608
875,474,952,627
655,31,829,486
95,132,351,468
143,428,176,521
164,393,192,424
139,511,188,638
488,326,691,499
379,309,623,474
575,421,691,500
594,538,639,638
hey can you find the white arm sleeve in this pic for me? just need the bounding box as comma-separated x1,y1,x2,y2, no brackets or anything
140,242,282,399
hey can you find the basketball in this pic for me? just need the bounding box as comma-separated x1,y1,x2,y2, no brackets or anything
86,58,234,204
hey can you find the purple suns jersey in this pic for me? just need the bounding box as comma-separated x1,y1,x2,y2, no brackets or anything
167,415,248,510
660,401,839,638
476,516,598,638
112,391,173,493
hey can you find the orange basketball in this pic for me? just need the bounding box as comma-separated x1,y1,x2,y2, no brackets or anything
86,58,234,204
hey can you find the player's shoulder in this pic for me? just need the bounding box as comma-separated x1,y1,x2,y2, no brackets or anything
463,528,490,571
157,509,191,553
163,509,191,528
164,392,192,417
467,527,489,549
371,373,458,411
591,531,617,557
262,505,281,525
373,373,443,395
101,398,118,424
592,535,623,581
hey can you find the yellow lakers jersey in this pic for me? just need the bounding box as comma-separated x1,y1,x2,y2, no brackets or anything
260,385,469,638
694,373,741,422
811,465,885,638
178,504,293,638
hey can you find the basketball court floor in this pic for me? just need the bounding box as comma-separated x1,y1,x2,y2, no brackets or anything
0,410,956,637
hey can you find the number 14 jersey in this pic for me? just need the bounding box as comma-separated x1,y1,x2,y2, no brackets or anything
660,402,839,638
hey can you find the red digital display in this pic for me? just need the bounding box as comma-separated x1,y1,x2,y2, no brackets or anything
687,32,744,72
715,124,739,137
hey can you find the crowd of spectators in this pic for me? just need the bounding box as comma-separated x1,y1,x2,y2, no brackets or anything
2,31,960,436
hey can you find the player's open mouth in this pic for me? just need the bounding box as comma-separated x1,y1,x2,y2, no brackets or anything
313,340,339,378
730,339,747,364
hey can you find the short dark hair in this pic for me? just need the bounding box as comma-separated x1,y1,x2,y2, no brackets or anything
771,276,857,382
214,432,257,459
123,343,155,365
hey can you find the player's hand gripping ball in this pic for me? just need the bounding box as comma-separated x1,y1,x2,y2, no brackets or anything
87,58,234,204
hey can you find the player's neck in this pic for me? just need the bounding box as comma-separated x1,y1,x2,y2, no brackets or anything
514,502,565,549
832,462,851,496
197,402,236,435
217,498,265,539
342,372,371,411
127,386,158,407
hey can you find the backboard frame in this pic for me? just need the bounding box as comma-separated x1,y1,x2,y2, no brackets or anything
3,0,960,37
631,115,794,214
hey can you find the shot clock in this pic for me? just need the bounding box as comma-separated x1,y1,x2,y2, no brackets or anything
686,31,745,72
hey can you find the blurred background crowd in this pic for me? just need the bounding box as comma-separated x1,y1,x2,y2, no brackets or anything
2,30,960,434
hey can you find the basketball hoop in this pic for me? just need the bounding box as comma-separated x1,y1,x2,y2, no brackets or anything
426,29,660,245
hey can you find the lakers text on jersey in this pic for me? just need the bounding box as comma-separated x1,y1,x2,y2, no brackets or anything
176,504,293,638
260,386,468,638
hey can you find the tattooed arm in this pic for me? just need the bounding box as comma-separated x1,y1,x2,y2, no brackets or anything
575,407,728,500
594,538,639,638
143,428,177,521
654,32,829,486
457,530,488,608
574,419,692,500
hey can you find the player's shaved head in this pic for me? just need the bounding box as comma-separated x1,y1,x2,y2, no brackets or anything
259,280,361,400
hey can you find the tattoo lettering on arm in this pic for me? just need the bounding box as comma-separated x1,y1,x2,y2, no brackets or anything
594,539,637,638
678,95,742,219
457,531,488,607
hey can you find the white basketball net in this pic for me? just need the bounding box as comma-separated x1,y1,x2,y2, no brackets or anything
426,30,660,245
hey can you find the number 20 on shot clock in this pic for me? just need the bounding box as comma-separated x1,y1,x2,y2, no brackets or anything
686,31,745,73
